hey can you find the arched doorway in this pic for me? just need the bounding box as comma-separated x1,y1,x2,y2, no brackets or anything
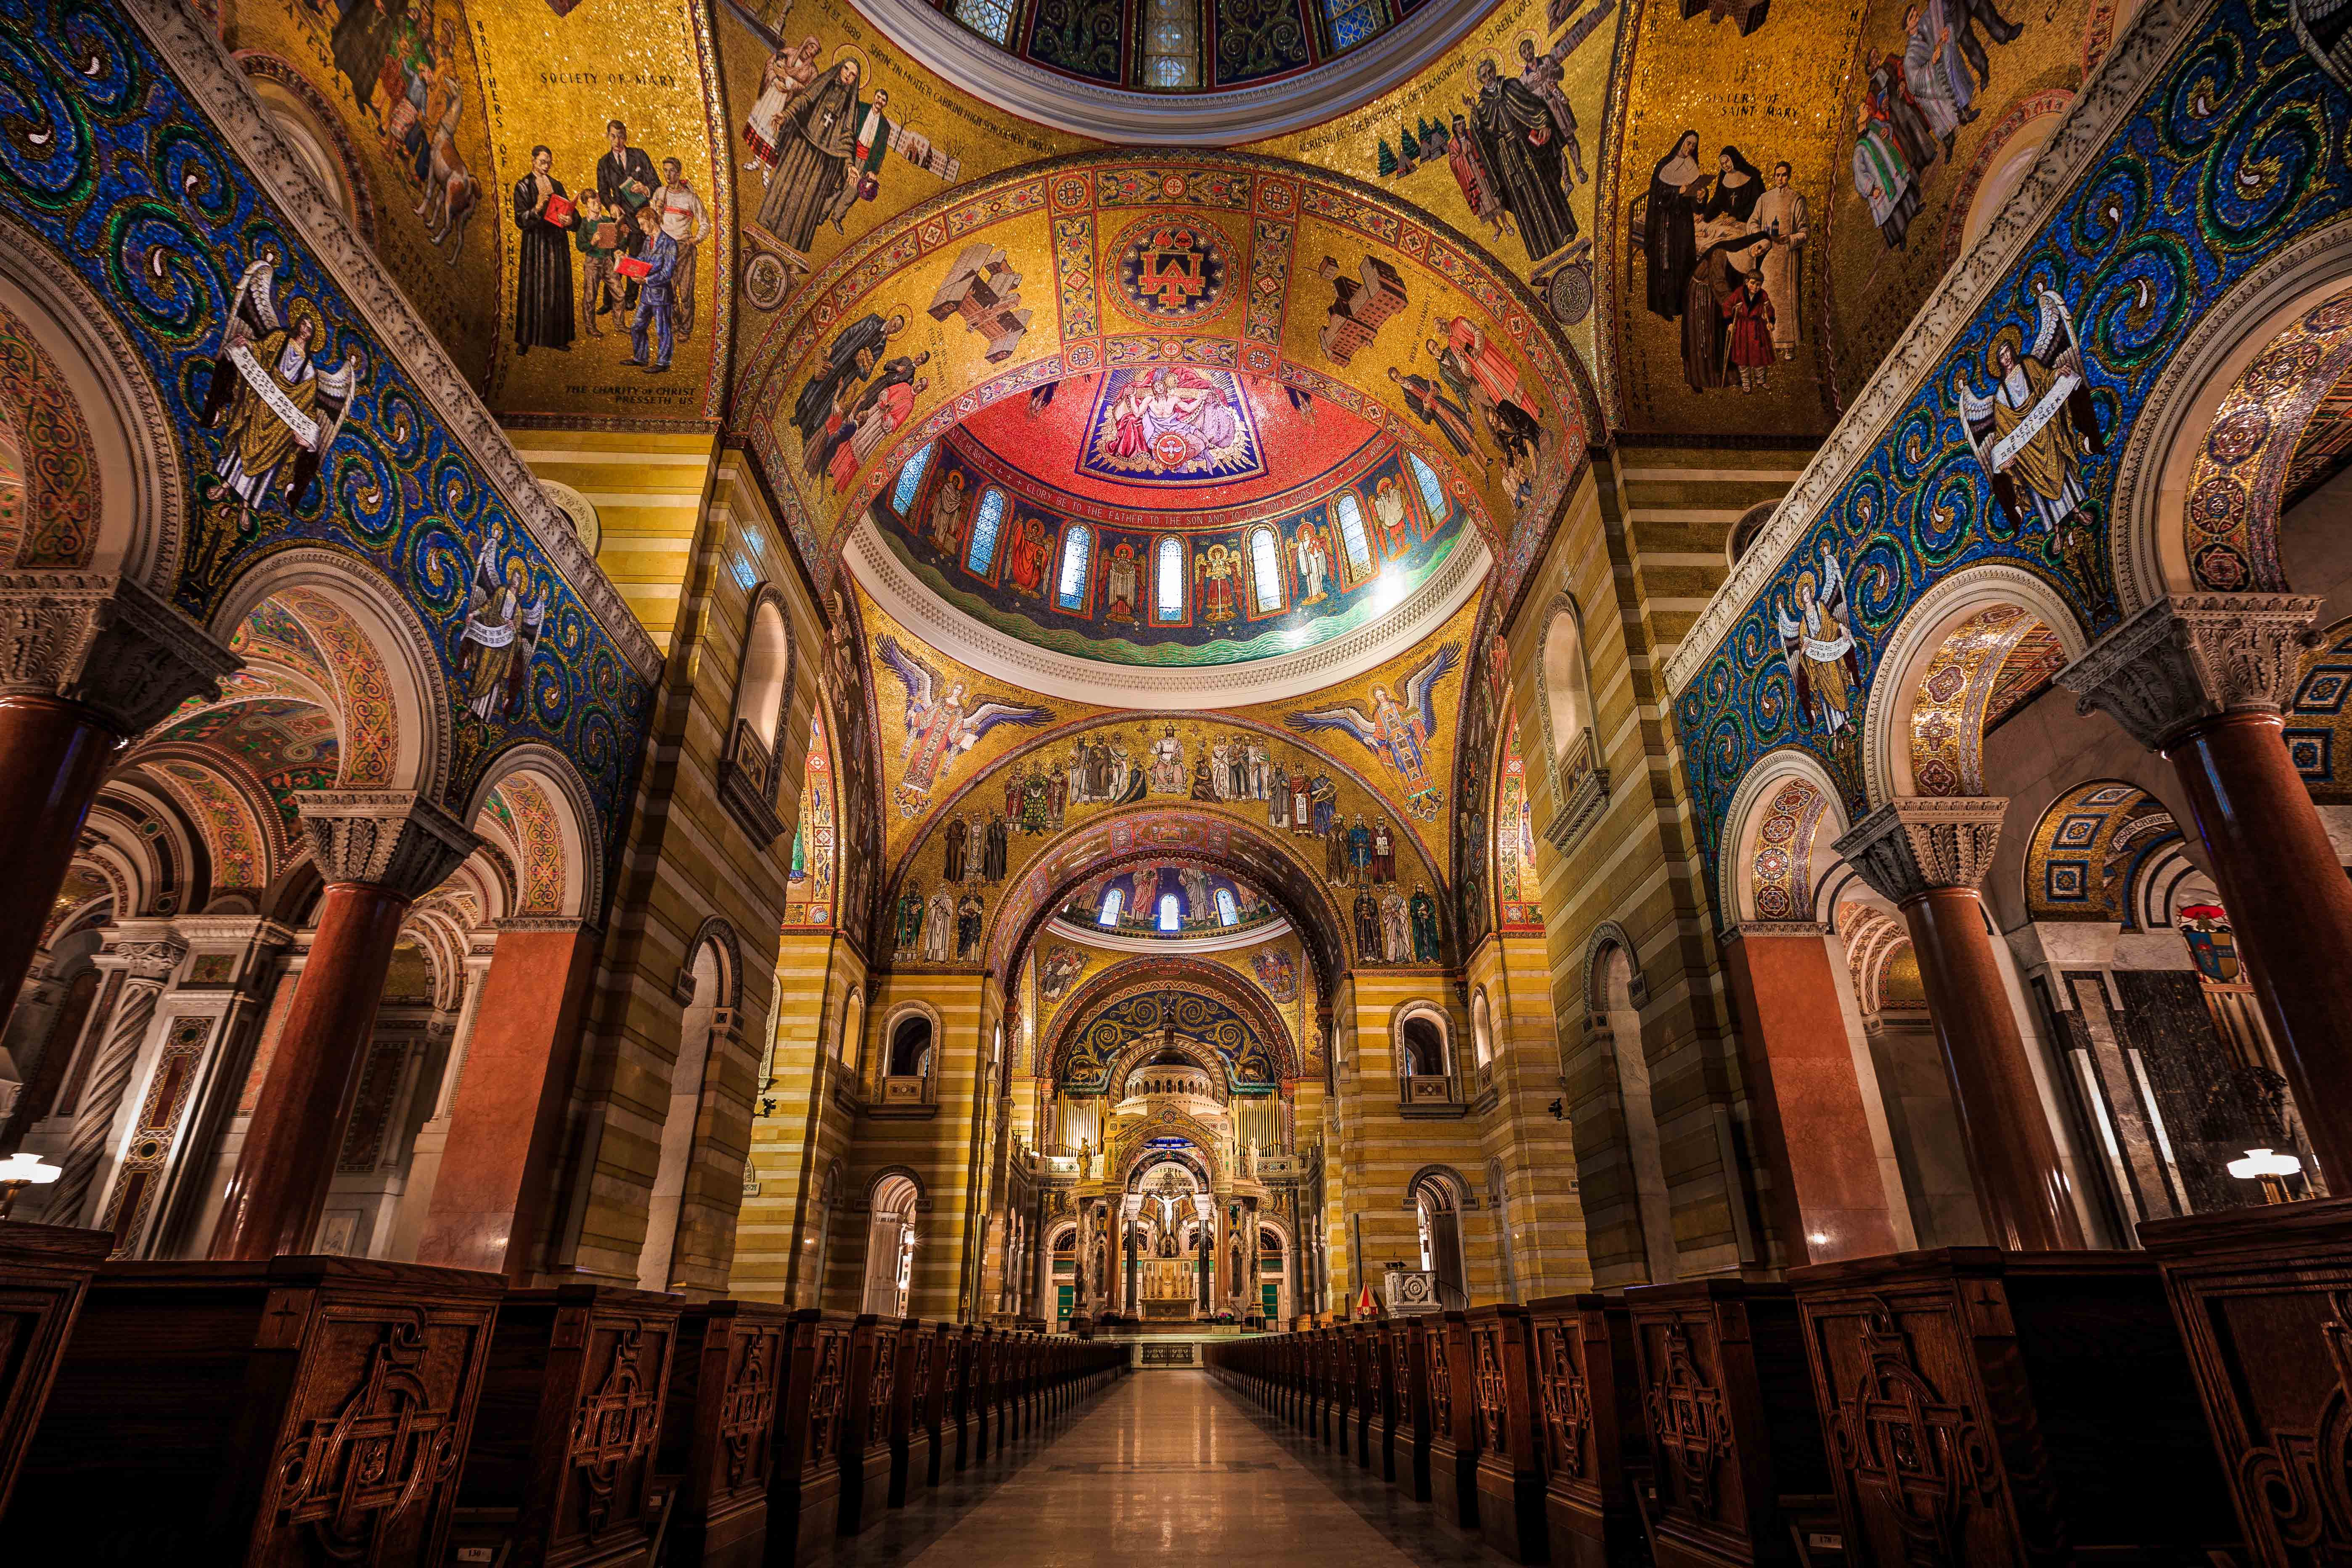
863,1171,921,1316
638,936,727,1290
1410,1169,1469,1307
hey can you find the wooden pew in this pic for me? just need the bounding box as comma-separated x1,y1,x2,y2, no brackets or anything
7,1253,499,1563
837,1312,900,1536
1428,1309,1481,1531
1389,1316,1434,1501
1467,1303,1547,1562
768,1308,853,1566
1626,1278,1828,1568
1528,1293,1648,1568
890,1317,935,1505
657,1298,791,1568
0,1222,108,1521
453,1282,683,1568
1792,1246,2238,1565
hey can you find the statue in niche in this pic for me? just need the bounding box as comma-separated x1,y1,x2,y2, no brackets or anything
1077,1138,1094,1179
1244,1138,1258,1177
1157,1228,1177,1259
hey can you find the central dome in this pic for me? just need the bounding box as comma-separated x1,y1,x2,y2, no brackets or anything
871,371,1470,668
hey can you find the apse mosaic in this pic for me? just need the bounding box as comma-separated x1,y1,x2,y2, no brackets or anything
1672,0,2352,903
785,711,840,927
1058,861,1284,938
874,375,1465,665
0,0,659,893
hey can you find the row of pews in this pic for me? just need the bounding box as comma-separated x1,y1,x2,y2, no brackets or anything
0,1221,1126,1564
1208,1247,2273,1566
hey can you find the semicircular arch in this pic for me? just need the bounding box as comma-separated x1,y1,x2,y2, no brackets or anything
1040,954,1299,1087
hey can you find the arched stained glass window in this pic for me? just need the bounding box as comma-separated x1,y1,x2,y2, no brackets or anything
1216,888,1239,927
1248,527,1281,612
1099,887,1124,927
953,0,1015,43
967,487,1008,574
1057,525,1092,609
1409,453,1449,522
1335,494,1372,576
1158,893,1181,932
1156,537,1184,621
890,444,934,515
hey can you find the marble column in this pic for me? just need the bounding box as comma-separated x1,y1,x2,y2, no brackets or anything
2061,593,2352,1175
1719,922,1902,1262
41,929,185,1227
1838,797,2084,1252
210,793,476,1261
415,918,596,1280
0,576,238,1025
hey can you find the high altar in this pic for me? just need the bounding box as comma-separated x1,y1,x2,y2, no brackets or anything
1140,1259,1195,1321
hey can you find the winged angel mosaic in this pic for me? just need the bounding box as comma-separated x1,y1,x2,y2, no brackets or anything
875,634,1051,817
1285,643,1460,819
198,259,357,518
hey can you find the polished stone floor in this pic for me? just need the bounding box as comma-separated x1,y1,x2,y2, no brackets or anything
818,1370,1519,1568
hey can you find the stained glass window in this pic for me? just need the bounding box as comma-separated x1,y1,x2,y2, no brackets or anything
967,487,1007,574
1249,527,1281,612
1158,893,1181,932
1216,888,1239,927
1058,524,1092,608
1335,493,1372,576
953,0,1014,45
1144,0,1200,87
1409,453,1449,522
1100,887,1124,926
891,445,933,515
1156,537,1184,620
1322,0,1387,50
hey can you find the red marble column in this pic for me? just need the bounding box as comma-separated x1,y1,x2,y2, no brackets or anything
209,793,475,1260
1837,797,2084,1252
2063,594,2352,1177
1720,925,1899,1262
1900,885,2082,1250
2164,713,2352,1166
0,577,234,1025
0,697,121,1026
416,920,598,1281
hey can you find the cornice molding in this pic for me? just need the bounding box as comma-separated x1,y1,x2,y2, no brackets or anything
122,0,662,683
1661,0,2202,698
846,515,1487,709
844,0,1496,146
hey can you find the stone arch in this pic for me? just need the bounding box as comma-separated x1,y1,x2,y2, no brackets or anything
0,213,186,588
1859,562,2092,807
1716,749,1852,927
1533,593,1600,821
2017,779,2196,928
2107,217,2352,612
461,742,606,920
638,923,743,1292
726,583,800,807
1579,921,1645,1024
979,804,1355,997
877,1000,942,1083
132,752,279,902
209,549,453,802
1388,996,1454,1081
1040,955,1298,1087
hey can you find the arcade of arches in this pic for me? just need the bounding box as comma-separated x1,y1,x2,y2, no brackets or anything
5,0,2352,1560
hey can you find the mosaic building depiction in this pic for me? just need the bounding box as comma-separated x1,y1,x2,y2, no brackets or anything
3,0,2352,1559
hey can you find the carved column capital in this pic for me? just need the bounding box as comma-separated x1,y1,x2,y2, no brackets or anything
1834,797,2009,904
0,573,240,736
101,926,188,985
2057,593,2326,751
294,791,479,901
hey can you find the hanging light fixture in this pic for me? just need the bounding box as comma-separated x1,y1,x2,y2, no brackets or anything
2227,1147,2303,1205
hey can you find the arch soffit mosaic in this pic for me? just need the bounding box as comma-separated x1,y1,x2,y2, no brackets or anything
1039,954,1299,1086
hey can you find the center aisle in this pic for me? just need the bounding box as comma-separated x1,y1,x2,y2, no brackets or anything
865,1369,1508,1568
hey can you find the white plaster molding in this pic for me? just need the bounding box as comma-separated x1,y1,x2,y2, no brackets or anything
845,515,1488,709
120,0,662,682
1041,914,1296,954
1660,0,2203,699
844,0,1495,145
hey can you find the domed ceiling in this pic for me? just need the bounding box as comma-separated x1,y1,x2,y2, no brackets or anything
871,371,1472,666
1054,858,1289,940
